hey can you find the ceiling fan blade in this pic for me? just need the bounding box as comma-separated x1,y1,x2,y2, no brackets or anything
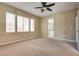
47,8,52,11
41,2,46,7
46,3,55,7
35,7,43,9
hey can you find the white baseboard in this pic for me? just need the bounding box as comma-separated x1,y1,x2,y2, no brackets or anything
55,38,76,42
42,37,76,43
0,37,41,46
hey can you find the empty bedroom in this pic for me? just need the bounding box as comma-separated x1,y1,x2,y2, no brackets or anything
0,2,79,56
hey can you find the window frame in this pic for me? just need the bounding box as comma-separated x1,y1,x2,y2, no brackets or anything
6,12,16,33
17,15,30,32
30,18,35,32
23,17,30,32
17,15,24,32
6,12,35,33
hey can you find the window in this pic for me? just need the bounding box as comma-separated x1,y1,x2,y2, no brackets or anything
17,15,29,32
6,12,15,32
6,12,35,33
48,18,54,38
24,17,29,32
17,16,24,32
30,19,35,32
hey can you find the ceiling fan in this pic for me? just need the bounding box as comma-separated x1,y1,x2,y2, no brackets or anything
35,2,55,12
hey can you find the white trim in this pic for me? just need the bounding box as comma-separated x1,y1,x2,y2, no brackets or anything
55,38,76,42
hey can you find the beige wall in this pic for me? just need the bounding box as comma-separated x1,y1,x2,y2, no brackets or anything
0,3,77,45
41,9,77,41
0,3,41,44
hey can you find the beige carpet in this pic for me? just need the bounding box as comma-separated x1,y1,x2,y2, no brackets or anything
0,38,78,56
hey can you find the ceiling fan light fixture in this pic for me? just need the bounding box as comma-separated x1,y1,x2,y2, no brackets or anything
35,2,55,13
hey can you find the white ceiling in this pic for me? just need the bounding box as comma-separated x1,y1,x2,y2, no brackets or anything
3,2,78,17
